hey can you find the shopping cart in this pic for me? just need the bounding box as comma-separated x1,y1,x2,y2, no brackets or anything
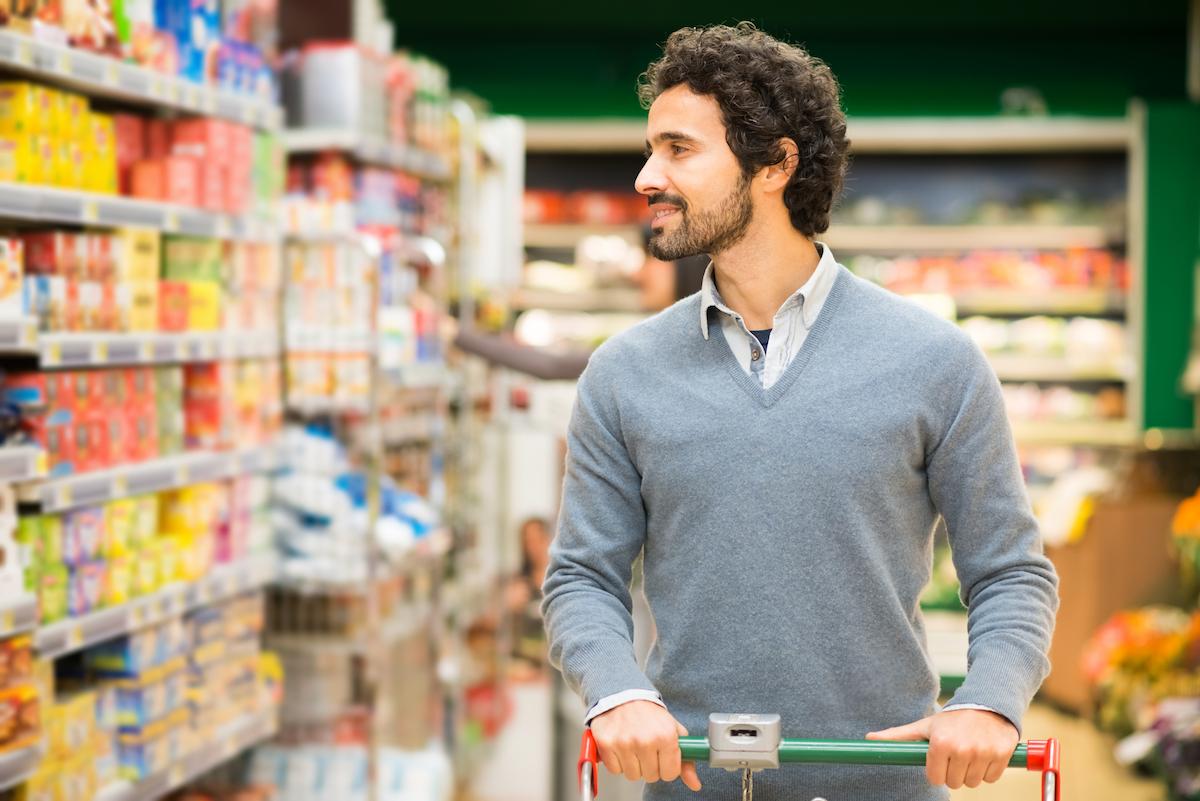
578,714,1061,801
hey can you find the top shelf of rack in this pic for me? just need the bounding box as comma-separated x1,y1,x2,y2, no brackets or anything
281,128,453,182
523,116,1132,154
0,30,282,131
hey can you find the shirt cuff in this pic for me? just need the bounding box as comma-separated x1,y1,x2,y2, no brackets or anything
584,689,666,725
941,703,1018,732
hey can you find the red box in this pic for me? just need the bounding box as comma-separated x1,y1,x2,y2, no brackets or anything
2,372,76,417
98,281,117,332
184,396,222,450
126,401,158,462
97,370,125,411
171,118,231,161
87,234,116,282
112,114,145,164
230,125,252,170
72,413,109,473
130,160,165,201
22,232,80,277
26,417,75,476
69,371,94,415
105,412,131,465
199,162,225,212
145,119,171,159
123,368,154,406
163,156,200,207
158,281,189,332
63,279,82,332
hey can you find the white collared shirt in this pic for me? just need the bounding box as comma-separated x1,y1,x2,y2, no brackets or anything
699,241,839,389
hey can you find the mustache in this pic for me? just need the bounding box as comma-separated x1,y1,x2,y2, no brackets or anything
647,193,687,211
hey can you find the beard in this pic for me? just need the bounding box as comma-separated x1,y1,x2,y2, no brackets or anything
647,172,754,261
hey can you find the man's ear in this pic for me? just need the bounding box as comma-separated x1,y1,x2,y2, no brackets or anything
764,138,800,187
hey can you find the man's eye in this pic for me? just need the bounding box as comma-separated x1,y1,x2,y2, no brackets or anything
671,145,687,156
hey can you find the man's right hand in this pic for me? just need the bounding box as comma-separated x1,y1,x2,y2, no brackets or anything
590,700,702,791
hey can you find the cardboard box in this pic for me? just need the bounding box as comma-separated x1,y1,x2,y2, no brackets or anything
185,281,220,330
116,229,160,283
0,237,24,318
23,232,78,277
0,83,54,136
130,160,165,201
144,119,171,159
127,281,159,332
54,138,85,189
84,113,118,195
162,156,199,207
0,134,51,184
157,281,188,332
1041,494,1185,713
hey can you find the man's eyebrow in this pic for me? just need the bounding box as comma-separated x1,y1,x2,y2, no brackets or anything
645,131,701,148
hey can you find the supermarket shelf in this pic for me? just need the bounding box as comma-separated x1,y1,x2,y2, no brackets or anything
16,446,279,514
0,445,46,484
36,554,276,660
824,224,1116,253
0,317,39,353
14,330,281,369
93,705,279,801
0,596,37,641
951,288,1127,317
510,286,642,313
0,182,278,241
282,128,452,182
0,746,44,792
286,397,370,417
523,116,1130,154
1011,419,1138,447
0,29,282,130
265,602,433,655
523,223,643,249
925,610,969,681
988,354,1128,383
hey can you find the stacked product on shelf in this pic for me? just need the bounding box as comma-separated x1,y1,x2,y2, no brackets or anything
247,741,453,801
14,476,272,624
0,362,280,476
282,239,372,411
0,0,276,100
0,635,40,755
0,81,282,215
15,592,279,797
271,425,442,588
523,189,646,227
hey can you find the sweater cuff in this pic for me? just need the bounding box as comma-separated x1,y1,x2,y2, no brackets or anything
941,703,1018,734
565,639,658,710
944,645,1048,737
585,689,665,724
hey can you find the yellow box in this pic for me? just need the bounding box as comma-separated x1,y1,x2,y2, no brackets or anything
116,229,161,283
15,760,60,801
185,280,221,331
83,112,117,194
0,134,52,184
0,83,54,136
42,703,68,761
57,754,97,801
127,280,158,332
53,139,84,189
57,91,89,141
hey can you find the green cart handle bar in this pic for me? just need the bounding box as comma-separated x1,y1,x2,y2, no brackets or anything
578,729,1060,801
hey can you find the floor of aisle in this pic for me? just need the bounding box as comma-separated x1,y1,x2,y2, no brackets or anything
949,702,1164,801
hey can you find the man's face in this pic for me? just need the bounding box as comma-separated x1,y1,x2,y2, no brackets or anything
636,85,754,261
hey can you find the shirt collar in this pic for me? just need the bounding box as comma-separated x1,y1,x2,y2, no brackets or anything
699,241,838,340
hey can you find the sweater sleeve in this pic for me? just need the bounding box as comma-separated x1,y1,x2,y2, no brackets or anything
541,355,658,710
925,339,1060,734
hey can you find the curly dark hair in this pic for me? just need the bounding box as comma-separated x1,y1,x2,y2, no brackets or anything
638,23,850,237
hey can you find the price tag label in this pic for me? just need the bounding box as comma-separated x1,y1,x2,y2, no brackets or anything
112,474,127,496
15,41,31,66
22,321,35,348
34,451,47,478
169,764,184,786
1,610,15,633
54,51,68,73
94,341,108,362
129,604,143,626
81,201,98,223
46,343,62,366
164,210,179,231
139,341,153,361
215,218,231,238
54,485,71,509
67,625,83,649
104,62,118,84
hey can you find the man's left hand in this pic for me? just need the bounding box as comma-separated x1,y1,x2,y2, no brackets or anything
865,709,1018,790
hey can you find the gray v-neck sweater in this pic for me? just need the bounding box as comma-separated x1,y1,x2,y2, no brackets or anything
543,264,1059,801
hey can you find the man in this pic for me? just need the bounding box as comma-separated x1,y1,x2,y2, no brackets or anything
542,23,1059,801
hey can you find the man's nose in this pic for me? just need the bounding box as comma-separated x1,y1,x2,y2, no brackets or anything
635,157,667,196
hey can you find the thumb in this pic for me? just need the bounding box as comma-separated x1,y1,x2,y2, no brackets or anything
865,716,934,742
674,720,702,791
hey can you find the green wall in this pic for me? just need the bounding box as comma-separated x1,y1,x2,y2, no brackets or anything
1142,102,1200,431
387,1,1190,118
